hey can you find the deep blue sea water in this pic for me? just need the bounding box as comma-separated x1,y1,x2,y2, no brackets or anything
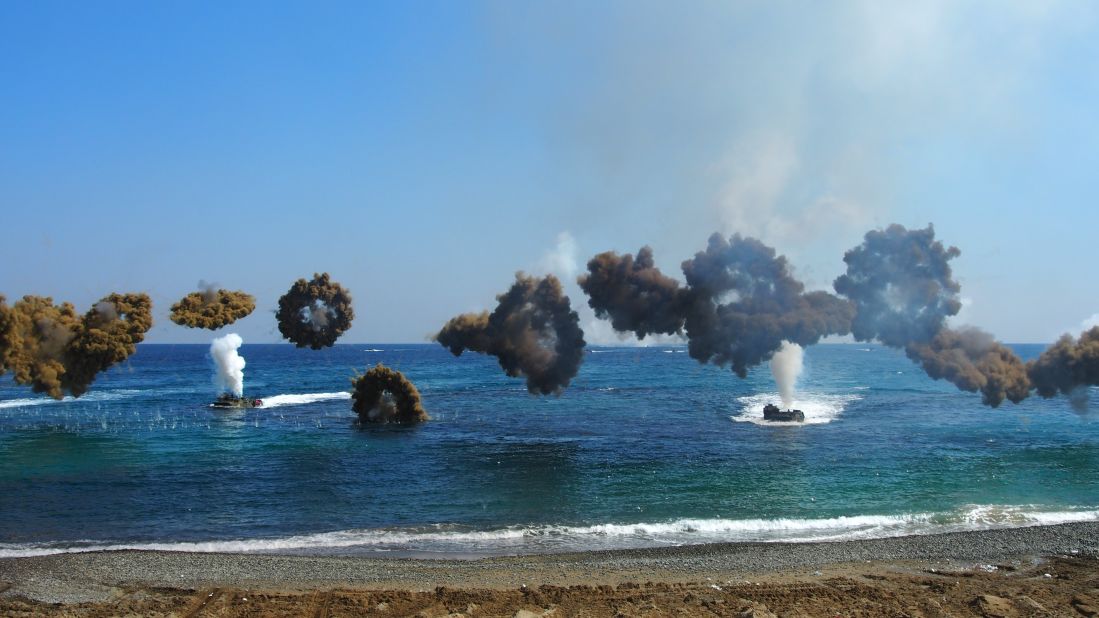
1,342,1097,557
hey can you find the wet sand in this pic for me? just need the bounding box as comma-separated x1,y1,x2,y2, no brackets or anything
2,521,1099,616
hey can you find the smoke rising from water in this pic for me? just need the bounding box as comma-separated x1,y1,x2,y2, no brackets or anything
351,363,429,424
770,341,803,409
0,293,153,399
210,333,245,397
435,273,586,395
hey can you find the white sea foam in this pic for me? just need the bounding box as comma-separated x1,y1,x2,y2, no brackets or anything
258,392,351,409
731,392,860,426
3,505,1094,558
0,390,140,410
363,348,384,352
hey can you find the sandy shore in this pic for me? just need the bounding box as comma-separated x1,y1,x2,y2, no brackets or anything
2,522,1099,615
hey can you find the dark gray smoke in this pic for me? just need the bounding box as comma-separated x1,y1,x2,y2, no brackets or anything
833,224,1031,407
580,233,854,378
833,224,962,347
681,233,855,378
435,273,586,395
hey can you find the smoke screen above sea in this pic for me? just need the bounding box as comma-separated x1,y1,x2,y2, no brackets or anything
577,224,1099,407
2,224,1099,408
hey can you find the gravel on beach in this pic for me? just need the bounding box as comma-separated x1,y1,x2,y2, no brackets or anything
2,521,1098,606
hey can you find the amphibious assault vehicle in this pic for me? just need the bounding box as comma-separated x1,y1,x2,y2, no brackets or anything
211,393,263,409
763,403,804,422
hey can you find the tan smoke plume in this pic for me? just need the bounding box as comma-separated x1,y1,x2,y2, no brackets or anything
170,281,255,330
435,273,586,395
351,363,429,424
1027,327,1099,399
276,273,354,349
905,328,1030,407
0,293,153,399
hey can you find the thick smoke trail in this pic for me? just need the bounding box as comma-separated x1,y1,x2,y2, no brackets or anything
834,224,1031,407
435,273,586,395
1028,327,1099,399
905,328,1030,407
351,363,429,424
0,293,153,399
579,246,686,339
170,282,256,330
580,233,853,379
770,340,803,409
210,333,246,397
276,273,354,349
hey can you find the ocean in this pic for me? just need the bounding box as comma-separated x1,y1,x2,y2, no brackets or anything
1,343,1097,558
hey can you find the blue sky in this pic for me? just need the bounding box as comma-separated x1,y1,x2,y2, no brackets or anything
2,1,1098,344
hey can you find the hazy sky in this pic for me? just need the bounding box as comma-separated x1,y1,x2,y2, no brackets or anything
3,1,1098,344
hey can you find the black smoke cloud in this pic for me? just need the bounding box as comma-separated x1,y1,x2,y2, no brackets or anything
435,273,586,395
1027,327,1099,399
276,273,354,349
579,246,686,339
580,233,854,378
0,293,153,399
170,282,256,330
681,233,855,378
834,224,1030,407
352,363,429,424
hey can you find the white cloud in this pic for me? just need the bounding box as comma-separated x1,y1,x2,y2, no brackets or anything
1081,313,1099,331
537,231,580,281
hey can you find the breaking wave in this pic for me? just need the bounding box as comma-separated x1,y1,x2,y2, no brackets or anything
258,392,351,409
2,505,1095,558
731,392,860,426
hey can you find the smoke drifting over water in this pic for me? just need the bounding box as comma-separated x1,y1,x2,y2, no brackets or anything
580,233,853,380
834,224,1030,407
0,293,153,399
579,246,686,339
1028,327,1099,399
170,282,256,330
770,341,803,409
276,273,354,349
436,273,586,395
210,333,245,397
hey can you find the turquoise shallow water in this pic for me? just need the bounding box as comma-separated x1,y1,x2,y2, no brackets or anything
1,342,1097,557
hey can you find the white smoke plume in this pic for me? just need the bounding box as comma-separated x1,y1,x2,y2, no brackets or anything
770,340,803,409
210,333,246,397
